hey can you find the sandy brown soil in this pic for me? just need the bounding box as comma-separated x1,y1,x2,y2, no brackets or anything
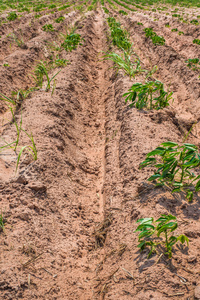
0,3,200,300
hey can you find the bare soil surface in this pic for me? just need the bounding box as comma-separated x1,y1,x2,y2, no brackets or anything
0,4,200,300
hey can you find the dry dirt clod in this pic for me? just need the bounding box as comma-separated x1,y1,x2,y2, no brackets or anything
195,285,200,299
27,181,47,192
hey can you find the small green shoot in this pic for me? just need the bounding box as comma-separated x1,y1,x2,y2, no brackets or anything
0,210,6,233
42,24,54,32
33,61,61,91
55,16,65,23
7,11,17,21
135,214,189,259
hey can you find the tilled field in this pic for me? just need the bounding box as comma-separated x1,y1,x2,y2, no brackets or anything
0,1,200,300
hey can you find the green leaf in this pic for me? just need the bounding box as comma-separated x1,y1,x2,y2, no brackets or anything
161,141,178,147
148,174,161,181
195,180,200,192
177,234,189,246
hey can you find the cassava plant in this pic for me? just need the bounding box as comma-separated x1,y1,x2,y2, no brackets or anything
140,142,200,201
123,80,173,110
135,214,189,258
61,32,83,52
144,28,165,45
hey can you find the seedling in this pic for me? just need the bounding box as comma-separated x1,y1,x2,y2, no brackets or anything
190,19,199,25
3,63,10,67
54,57,68,68
135,214,189,258
178,31,184,35
119,10,128,15
0,210,6,233
7,11,17,21
12,87,37,103
42,24,54,32
103,7,109,14
104,50,146,79
185,58,200,71
16,130,37,171
9,33,25,48
55,16,65,23
140,142,200,201
33,61,61,91
123,80,173,110
137,22,143,25
107,17,131,51
171,28,178,32
144,28,165,45
193,39,200,45
61,32,83,52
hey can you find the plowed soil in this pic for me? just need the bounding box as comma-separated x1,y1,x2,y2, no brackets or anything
0,3,200,300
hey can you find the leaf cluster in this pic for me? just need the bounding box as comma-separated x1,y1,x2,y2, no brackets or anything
7,11,18,21
123,80,173,110
55,16,65,23
42,24,54,32
144,28,165,45
193,39,200,45
185,58,200,71
107,17,131,51
135,214,189,258
140,142,200,201
61,33,83,52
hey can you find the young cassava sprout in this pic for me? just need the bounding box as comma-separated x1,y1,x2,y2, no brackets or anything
135,214,189,258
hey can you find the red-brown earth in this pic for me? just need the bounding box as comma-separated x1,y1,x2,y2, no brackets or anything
0,3,200,300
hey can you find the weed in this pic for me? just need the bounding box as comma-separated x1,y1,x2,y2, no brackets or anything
178,31,184,35
3,63,10,67
137,22,143,25
7,11,17,21
9,33,25,48
140,142,200,201
123,80,173,110
0,210,6,232
33,61,61,91
104,50,146,79
0,92,16,105
42,24,54,32
16,130,37,171
135,214,189,258
54,57,68,68
12,87,37,103
165,23,170,27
